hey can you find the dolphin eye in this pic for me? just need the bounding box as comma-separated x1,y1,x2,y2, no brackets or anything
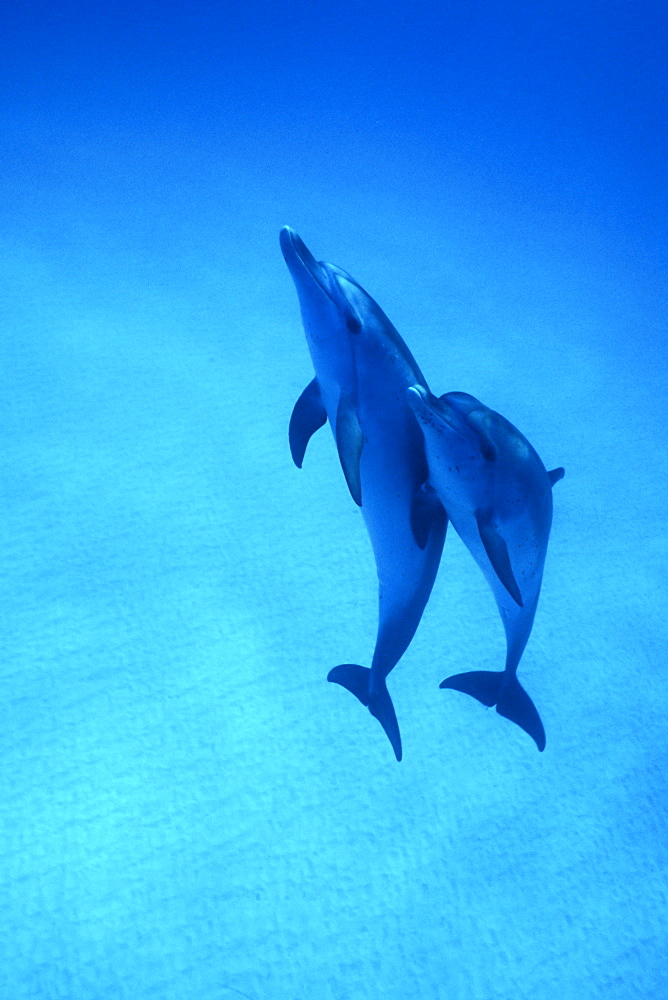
346,316,362,334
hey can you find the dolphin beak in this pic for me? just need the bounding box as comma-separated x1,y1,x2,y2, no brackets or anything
279,226,330,294
280,227,362,334
279,226,319,276
408,385,464,437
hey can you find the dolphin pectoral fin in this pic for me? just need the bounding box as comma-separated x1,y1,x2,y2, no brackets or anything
548,466,565,487
410,482,448,550
289,378,327,468
441,670,546,751
328,664,402,761
440,669,502,707
496,675,546,752
476,513,523,607
335,394,364,507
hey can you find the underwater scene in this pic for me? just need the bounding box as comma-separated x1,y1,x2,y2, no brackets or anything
2,2,667,998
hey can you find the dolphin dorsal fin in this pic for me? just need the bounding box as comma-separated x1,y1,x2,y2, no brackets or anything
336,393,364,507
475,512,524,607
548,467,565,487
289,378,327,468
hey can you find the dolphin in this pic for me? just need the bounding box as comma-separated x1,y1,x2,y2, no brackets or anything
407,385,564,751
281,227,447,760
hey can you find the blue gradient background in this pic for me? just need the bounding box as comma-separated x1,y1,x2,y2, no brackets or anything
1,3,667,999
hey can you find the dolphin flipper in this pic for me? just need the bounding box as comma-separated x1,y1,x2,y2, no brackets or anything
475,513,523,607
441,669,546,751
335,394,364,507
289,378,327,468
328,664,402,761
410,482,448,550
548,467,565,486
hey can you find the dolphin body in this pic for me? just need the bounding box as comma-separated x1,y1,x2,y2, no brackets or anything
281,228,447,761
407,386,564,751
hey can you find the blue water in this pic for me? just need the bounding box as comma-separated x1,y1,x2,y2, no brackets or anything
2,3,667,998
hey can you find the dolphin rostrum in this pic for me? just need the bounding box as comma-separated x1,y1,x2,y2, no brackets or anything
407,386,564,751
281,228,447,760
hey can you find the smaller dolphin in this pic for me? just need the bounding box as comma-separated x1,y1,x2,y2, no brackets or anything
407,386,564,751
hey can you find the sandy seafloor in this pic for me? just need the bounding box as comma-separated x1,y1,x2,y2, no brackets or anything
1,3,667,999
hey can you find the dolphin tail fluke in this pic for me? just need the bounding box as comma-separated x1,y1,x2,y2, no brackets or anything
440,669,502,707
369,681,403,762
328,663,371,706
496,675,546,752
328,664,403,761
440,670,546,751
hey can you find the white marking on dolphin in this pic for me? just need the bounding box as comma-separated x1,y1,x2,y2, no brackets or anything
407,385,564,751
281,228,447,761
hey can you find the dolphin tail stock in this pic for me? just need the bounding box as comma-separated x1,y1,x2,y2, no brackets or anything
440,670,546,752
327,664,403,761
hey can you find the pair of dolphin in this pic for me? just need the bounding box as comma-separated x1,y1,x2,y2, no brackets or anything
280,227,563,759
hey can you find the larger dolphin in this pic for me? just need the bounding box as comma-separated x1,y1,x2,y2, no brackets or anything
407,386,564,751
281,228,447,761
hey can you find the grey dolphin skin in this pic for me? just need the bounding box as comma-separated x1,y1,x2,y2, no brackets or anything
281,227,447,761
407,385,564,751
